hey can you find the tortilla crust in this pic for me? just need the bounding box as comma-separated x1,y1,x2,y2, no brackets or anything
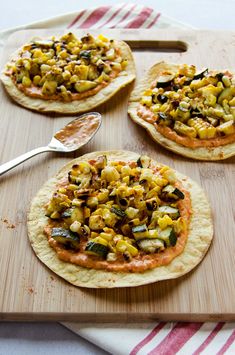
1,40,135,114
27,151,213,288
128,61,235,160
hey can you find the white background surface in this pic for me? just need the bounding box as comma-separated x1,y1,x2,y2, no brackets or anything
0,1,234,354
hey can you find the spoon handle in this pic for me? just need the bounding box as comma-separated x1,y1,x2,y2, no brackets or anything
0,146,50,176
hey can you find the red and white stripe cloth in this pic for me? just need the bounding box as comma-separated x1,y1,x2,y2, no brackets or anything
0,3,234,354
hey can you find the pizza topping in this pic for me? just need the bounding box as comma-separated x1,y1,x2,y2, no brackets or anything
6,33,128,101
51,227,80,250
44,155,190,271
137,64,235,146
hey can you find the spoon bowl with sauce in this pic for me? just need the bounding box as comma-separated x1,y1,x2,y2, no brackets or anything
0,112,102,176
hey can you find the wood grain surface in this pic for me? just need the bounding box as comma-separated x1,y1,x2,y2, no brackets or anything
0,29,234,322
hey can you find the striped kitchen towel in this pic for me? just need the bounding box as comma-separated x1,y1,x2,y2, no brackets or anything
0,3,234,354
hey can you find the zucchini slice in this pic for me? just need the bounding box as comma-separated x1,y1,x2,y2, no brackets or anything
132,224,149,240
137,155,151,168
161,185,184,201
194,68,208,80
61,208,73,218
110,207,126,218
157,227,177,247
156,73,175,88
51,228,80,249
85,241,109,258
158,206,180,219
138,238,165,253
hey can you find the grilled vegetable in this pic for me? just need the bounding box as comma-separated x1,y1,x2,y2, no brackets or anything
158,112,172,126
85,241,109,258
218,87,235,105
110,207,126,218
174,121,197,138
61,208,73,218
157,94,168,103
194,68,208,80
146,198,158,211
132,224,149,240
118,197,129,208
137,155,151,168
161,185,184,201
94,155,107,170
217,120,235,135
157,227,177,247
157,206,180,219
79,50,91,60
74,80,97,93
156,73,175,88
51,228,80,249
138,238,165,253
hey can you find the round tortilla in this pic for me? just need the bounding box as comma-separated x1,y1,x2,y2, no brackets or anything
128,61,235,160
27,150,213,288
1,40,135,114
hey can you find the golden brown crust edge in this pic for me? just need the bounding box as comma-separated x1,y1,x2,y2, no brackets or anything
128,61,235,161
27,150,213,288
1,40,136,114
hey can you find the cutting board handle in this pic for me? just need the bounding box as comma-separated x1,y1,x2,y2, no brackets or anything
125,40,187,52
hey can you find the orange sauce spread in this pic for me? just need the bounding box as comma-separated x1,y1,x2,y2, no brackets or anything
137,104,235,148
54,114,100,149
14,70,120,101
44,184,191,273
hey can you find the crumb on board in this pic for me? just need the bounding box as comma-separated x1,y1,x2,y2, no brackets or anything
1,218,16,229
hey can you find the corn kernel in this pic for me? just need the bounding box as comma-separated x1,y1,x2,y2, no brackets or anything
70,221,81,233
99,232,113,241
222,75,231,87
22,76,31,87
33,75,41,86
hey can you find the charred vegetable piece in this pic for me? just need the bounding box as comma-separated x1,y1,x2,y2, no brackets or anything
110,207,126,218
94,155,107,170
51,228,80,249
157,227,177,247
137,155,151,168
146,198,158,211
33,40,53,48
161,185,184,201
158,112,172,126
138,238,165,253
132,224,149,240
61,208,73,218
118,197,129,208
194,68,208,80
158,206,180,219
85,241,109,258
79,50,91,59
132,224,148,233
156,73,175,88
157,94,168,103
68,172,82,185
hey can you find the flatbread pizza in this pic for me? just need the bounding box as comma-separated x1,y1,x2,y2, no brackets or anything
128,62,235,160
1,33,135,113
27,151,213,288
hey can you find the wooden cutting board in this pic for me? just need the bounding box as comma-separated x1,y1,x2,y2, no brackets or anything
0,29,234,322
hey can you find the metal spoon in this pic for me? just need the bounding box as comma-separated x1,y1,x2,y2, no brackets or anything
0,112,102,176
